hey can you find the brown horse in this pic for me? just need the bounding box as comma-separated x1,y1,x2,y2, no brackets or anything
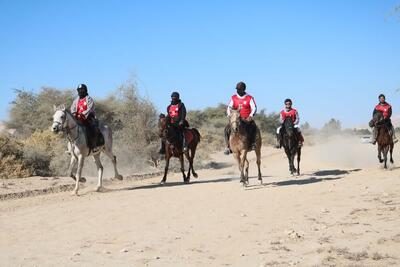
158,117,201,184
370,111,394,169
228,109,262,186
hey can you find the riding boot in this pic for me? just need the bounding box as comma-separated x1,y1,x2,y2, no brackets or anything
371,127,378,145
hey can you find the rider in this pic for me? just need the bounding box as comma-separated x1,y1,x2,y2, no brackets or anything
224,81,258,155
165,92,189,152
70,84,103,149
276,98,304,148
371,94,398,145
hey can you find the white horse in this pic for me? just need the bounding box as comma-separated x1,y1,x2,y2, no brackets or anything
51,105,123,195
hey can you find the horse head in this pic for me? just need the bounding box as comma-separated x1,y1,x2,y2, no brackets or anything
158,114,167,138
283,117,295,137
52,105,67,133
229,108,242,133
370,111,384,128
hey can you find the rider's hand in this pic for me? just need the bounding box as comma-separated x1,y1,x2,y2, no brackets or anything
179,120,184,126
246,116,253,122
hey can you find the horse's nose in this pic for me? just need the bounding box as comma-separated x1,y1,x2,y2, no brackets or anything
52,126,58,132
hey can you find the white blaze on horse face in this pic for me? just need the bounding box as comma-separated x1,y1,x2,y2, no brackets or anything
230,110,240,132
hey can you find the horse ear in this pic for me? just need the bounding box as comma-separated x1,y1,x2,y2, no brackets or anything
61,104,65,111
53,105,57,112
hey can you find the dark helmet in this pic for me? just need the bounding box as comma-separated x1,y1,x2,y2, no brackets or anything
171,92,180,98
379,94,385,99
284,98,292,104
77,84,88,92
236,82,246,91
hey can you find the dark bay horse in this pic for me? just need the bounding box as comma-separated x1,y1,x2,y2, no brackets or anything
158,117,201,184
369,111,394,169
281,117,301,175
228,109,262,186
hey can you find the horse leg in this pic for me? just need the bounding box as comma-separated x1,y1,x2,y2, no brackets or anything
378,146,383,163
93,154,103,192
384,146,389,169
255,146,262,183
244,157,249,185
185,150,192,180
180,154,188,183
190,147,198,178
390,144,394,164
239,151,247,186
72,155,84,196
104,149,123,180
161,153,170,185
297,148,301,176
68,154,78,180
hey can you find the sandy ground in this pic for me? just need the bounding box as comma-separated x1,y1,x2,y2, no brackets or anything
1,137,400,267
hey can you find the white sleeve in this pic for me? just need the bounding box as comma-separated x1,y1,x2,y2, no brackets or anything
227,98,234,116
294,110,300,125
249,98,257,117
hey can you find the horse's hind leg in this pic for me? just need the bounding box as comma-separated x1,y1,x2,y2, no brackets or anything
189,147,198,178
104,149,123,180
185,151,192,180
384,147,389,169
255,147,262,183
244,158,249,184
390,144,394,164
93,154,104,192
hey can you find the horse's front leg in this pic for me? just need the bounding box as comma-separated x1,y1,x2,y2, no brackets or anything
161,152,170,185
377,146,383,163
244,158,249,184
384,146,389,169
297,149,301,176
93,154,103,192
240,151,247,186
72,155,84,196
68,154,77,180
255,146,262,183
180,154,188,183
185,151,192,180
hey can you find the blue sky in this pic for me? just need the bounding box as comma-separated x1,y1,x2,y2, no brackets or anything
1,0,399,127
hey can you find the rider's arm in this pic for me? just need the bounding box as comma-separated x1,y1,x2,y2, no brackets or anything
70,98,77,115
388,106,392,119
294,110,300,125
179,103,187,123
249,97,257,117
226,98,233,116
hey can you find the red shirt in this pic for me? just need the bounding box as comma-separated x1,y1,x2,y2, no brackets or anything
375,103,391,119
281,108,297,123
76,98,88,122
168,104,180,123
231,94,256,119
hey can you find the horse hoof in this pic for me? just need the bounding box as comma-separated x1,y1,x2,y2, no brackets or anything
184,179,190,184
193,173,198,179
160,180,166,185
71,191,79,196
96,187,102,192
79,177,86,183
115,175,123,181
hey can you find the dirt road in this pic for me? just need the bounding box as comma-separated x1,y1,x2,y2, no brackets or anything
1,137,400,266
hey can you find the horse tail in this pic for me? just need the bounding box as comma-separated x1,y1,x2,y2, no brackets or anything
192,128,201,143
